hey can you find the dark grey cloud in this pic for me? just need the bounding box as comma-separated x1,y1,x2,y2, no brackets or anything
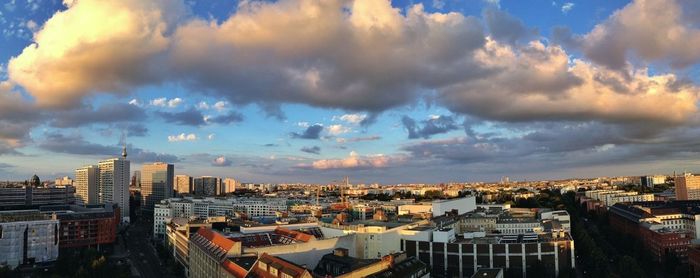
484,8,537,44
38,132,179,163
290,124,323,140
402,115,459,139
207,111,244,125
50,103,147,128
157,108,206,126
300,146,321,155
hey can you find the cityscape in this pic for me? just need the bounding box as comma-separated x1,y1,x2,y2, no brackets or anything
1,0,700,278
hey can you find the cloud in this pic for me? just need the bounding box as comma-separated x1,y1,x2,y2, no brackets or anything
297,151,405,170
401,115,459,139
579,0,700,69
213,101,226,111
212,156,232,167
196,101,210,110
128,98,142,106
168,98,183,108
151,97,183,108
207,133,215,140
205,111,244,125
437,39,699,127
334,113,367,125
561,2,574,13
157,108,206,126
327,124,351,135
300,145,321,155
168,133,197,142
50,103,147,128
8,0,186,108
39,132,179,163
483,8,536,44
290,124,323,139
336,135,382,143
0,83,43,155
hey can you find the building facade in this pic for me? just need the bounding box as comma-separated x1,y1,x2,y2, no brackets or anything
75,165,99,205
194,176,222,196
0,210,60,269
676,175,700,200
98,157,130,222
0,186,76,210
175,175,192,195
44,203,120,249
141,163,174,211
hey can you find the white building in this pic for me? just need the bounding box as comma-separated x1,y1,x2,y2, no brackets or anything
98,153,130,222
153,197,288,237
0,211,59,269
75,165,99,205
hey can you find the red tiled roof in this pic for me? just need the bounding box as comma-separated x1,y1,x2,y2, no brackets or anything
274,227,313,243
197,227,238,252
222,259,249,278
251,253,308,278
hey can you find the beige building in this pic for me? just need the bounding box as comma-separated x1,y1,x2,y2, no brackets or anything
175,175,192,194
75,165,99,205
141,163,174,211
677,175,700,200
223,178,237,194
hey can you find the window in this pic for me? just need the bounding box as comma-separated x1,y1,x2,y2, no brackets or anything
258,262,267,271
270,267,278,276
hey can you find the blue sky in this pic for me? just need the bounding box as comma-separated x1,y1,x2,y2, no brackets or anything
1,0,700,184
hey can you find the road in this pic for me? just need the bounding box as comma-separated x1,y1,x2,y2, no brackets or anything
123,218,166,278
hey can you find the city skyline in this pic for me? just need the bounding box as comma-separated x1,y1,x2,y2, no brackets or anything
1,0,700,184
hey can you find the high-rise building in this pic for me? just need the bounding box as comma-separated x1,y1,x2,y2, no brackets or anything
676,175,700,200
193,176,221,196
131,170,141,188
98,149,130,222
223,178,237,194
175,175,193,194
141,163,174,211
75,165,99,205
0,210,60,269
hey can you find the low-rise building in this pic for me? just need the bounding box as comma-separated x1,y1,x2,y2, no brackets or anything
0,210,60,269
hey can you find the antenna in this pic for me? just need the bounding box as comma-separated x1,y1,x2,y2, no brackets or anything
121,130,128,159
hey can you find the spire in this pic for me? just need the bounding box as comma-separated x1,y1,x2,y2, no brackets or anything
122,144,127,159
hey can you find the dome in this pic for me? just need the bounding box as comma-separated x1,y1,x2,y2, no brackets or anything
30,174,41,187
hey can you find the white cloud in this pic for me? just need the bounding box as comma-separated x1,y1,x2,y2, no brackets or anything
207,133,215,140
297,122,310,128
167,133,197,142
298,151,405,170
561,2,574,13
167,97,183,108
197,101,209,110
432,0,445,10
335,113,367,125
128,98,142,106
327,124,351,135
150,97,167,107
213,101,226,111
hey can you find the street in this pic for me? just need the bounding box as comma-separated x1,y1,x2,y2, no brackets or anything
122,218,168,278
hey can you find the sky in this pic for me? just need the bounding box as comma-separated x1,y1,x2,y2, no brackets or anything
1,0,700,184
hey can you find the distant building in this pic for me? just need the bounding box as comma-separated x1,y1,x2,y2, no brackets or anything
0,210,60,269
75,165,99,205
313,248,428,278
471,268,504,278
194,176,222,196
676,175,700,200
141,162,174,211
98,154,130,222
223,178,237,194
248,253,313,278
0,185,76,210
54,176,73,186
175,175,193,194
131,170,141,188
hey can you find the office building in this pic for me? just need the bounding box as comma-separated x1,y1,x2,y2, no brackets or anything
41,203,120,249
676,175,700,200
0,210,60,269
0,185,75,210
75,165,99,205
194,176,221,196
98,149,130,222
175,175,192,195
141,162,174,211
